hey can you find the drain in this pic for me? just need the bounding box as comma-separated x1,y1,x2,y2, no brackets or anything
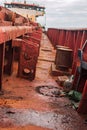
36,85,61,97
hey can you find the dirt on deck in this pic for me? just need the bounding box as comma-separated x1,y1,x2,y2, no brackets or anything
0,33,87,130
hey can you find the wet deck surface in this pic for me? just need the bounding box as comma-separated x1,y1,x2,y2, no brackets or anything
0,34,87,130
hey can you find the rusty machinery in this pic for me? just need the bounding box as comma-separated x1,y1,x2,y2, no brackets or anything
0,6,42,90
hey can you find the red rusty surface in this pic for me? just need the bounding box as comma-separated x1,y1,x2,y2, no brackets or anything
23,35,41,47
0,23,40,88
0,6,32,26
22,37,40,56
18,40,38,80
72,65,87,93
0,43,5,90
0,5,42,90
0,2,87,128
12,38,23,61
47,28,87,61
0,26,32,44
78,80,87,114
4,41,14,75
64,30,76,50
47,28,87,90
0,33,87,130
12,38,39,80
58,30,66,46
28,32,42,40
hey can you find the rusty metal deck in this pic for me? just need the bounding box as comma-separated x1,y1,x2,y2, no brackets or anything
0,33,87,130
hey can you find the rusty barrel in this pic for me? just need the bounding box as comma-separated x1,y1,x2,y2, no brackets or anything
55,45,70,64
56,47,73,70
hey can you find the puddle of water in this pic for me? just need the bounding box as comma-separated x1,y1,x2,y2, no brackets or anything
7,109,63,130
0,107,66,130
0,107,85,130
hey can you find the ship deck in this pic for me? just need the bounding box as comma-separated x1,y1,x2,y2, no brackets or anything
0,33,87,130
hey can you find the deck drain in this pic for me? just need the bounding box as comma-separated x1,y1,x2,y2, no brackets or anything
36,85,61,97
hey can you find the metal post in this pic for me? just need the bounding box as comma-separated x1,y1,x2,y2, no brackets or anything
0,43,5,91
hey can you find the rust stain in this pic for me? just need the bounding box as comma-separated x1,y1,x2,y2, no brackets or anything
0,32,87,130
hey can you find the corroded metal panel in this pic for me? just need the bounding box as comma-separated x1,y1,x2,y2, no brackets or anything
12,38,38,80
0,43,5,90
18,40,38,80
4,41,14,75
0,26,32,44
